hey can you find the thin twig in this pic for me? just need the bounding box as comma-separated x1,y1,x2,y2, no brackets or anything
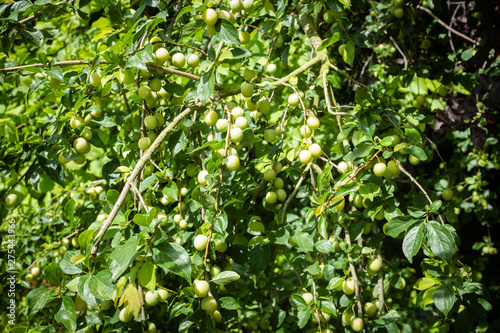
280,163,312,224
417,5,478,45
343,224,364,319
393,159,445,225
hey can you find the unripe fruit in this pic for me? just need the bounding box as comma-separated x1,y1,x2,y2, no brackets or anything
421,39,431,49
307,116,320,129
232,106,245,117
218,10,235,23
241,82,254,97
119,308,133,322
230,127,244,143
155,48,169,64
201,296,218,314
90,71,101,87
275,34,284,48
214,240,228,252
442,188,454,201
4,193,18,208
144,115,158,130
258,99,271,114
263,169,276,182
408,155,420,165
273,177,284,189
31,267,40,277
81,128,92,141
324,10,335,23
145,290,160,306
206,24,217,36
414,95,425,108
193,280,210,297
342,312,354,325
394,7,404,18
198,170,209,185
267,64,277,75
216,119,229,132
242,0,254,11
147,322,156,333
300,125,312,138
138,86,152,100
205,111,219,126
239,31,251,44
187,54,200,68
202,8,218,25
288,94,300,106
264,129,276,143
351,317,364,332
364,302,377,317
266,191,278,204
172,53,186,68
338,44,346,56
373,162,387,177
226,155,240,171
235,116,248,129
230,0,243,11
338,161,349,172
302,292,313,305
194,234,208,251
158,289,168,302
308,143,322,157
368,258,382,273
342,279,355,295
70,116,84,129
299,150,312,164
138,137,152,151
276,189,287,201
387,160,400,175
213,310,222,322
74,137,89,154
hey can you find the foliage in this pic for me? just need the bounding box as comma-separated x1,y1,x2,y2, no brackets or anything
0,0,499,332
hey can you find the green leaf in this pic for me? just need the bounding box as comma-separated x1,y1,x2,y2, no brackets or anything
402,145,427,161
402,225,425,263
139,261,156,290
55,296,76,332
37,153,65,187
168,129,186,157
140,174,158,193
89,270,116,300
314,240,335,254
433,282,456,316
386,216,419,238
341,39,355,66
22,28,44,46
414,277,438,290
359,113,375,137
427,221,455,262
430,200,442,212
78,273,98,308
64,199,75,220
27,287,55,317
109,236,138,280
211,271,240,285
216,20,240,44
291,231,314,253
219,297,241,310
359,182,381,201
44,263,63,285
153,242,192,282
197,71,215,104
297,308,312,328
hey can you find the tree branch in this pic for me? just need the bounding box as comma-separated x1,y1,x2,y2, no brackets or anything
90,107,195,258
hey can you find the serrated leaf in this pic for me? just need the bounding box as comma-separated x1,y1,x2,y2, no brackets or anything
216,20,240,44
55,296,76,332
44,263,63,285
211,271,240,285
153,242,192,282
109,236,138,280
427,221,455,262
89,270,116,300
291,231,314,253
219,296,241,310
314,239,335,254
197,71,215,104
414,277,438,290
27,287,56,317
433,282,456,316
430,200,442,212
402,225,425,263
386,216,419,238
138,261,156,291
